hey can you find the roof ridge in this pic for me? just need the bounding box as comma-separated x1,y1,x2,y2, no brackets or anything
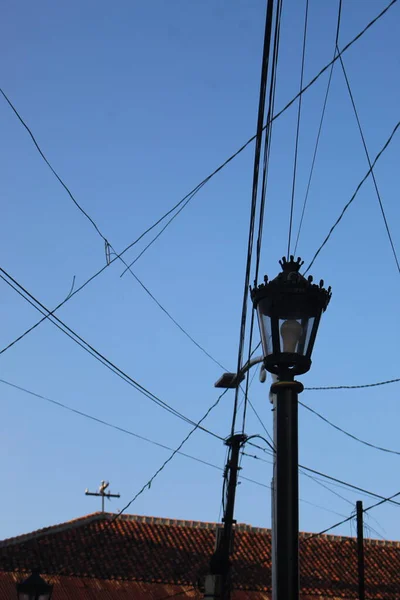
0,513,107,548
1,512,398,548
119,515,399,545
114,513,270,533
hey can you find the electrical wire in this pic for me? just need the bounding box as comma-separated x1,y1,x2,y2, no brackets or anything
0,245,223,376
115,0,399,270
299,400,400,456
241,450,357,519
287,0,309,259
301,469,355,508
0,89,108,244
1,374,358,526
0,0,395,271
0,1,396,360
302,490,400,542
299,464,400,508
304,376,400,390
4,374,388,534
238,364,260,434
253,0,282,287
0,91,226,373
127,266,226,370
241,0,282,435
53,392,229,578
246,397,274,448
336,43,400,274
114,400,226,517
304,118,400,275
244,446,400,508
0,267,223,438
120,181,208,275
244,452,369,516
293,0,343,255
231,0,275,437
244,399,387,533
0,377,229,469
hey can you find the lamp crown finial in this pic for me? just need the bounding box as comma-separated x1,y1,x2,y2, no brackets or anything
279,256,304,272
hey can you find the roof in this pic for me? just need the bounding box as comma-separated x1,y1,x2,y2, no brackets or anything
1,512,400,599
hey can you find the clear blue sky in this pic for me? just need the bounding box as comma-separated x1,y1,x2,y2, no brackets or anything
1,0,400,544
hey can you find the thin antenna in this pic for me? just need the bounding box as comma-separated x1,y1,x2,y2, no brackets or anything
85,480,121,513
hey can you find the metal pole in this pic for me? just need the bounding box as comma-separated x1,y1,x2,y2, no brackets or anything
356,500,365,600
207,433,246,600
271,378,303,600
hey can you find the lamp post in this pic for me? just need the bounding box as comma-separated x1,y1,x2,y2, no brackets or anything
251,256,331,600
16,569,53,600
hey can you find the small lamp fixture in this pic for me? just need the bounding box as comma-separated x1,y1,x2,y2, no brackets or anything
16,569,53,600
250,256,331,376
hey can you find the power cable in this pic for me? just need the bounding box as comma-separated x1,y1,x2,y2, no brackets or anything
336,43,400,274
299,400,400,456
299,464,400,508
238,365,260,432
301,469,355,507
241,450,362,520
287,0,309,259
128,267,226,370
2,374,355,525
0,89,107,244
0,267,223,438
250,341,262,358
3,374,386,532
244,398,388,530
231,0,275,436
253,0,282,287
53,391,228,578
233,399,400,510
0,1,396,358
120,181,208,275
118,0,398,270
246,397,274,448
0,91,225,373
302,489,400,542
304,118,400,274
241,0,282,435
114,398,226,517
244,447,356,518
0,377,229,471
244,446,400,508
293,0,343,255
304,376,400,390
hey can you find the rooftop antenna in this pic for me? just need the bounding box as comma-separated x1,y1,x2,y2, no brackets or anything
85,480,120,513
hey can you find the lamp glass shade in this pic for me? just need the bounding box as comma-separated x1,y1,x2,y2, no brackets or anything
257,301,319,357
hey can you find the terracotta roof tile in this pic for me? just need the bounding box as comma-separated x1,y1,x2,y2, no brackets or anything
1,512,400,598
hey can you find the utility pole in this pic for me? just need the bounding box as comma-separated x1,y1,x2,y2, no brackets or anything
205,434,246,600
85,480,120,513
356,500,365,600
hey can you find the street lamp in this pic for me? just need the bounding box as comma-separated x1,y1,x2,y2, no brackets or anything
251,256,331,378
251,255,331,600
16,570,53,600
